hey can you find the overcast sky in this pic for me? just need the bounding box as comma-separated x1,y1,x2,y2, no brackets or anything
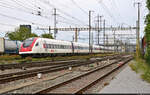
0,0,147,44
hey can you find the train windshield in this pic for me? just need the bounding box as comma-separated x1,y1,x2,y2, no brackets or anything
23,38,35,48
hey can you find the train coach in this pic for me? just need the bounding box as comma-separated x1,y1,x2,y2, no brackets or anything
0,38,22,54
19,37,114,57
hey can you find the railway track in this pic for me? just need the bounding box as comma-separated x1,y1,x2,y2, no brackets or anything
0,54,122,70
32,56,133,94
0,54,122,84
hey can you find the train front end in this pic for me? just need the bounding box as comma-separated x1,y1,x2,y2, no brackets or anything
19,37,38,56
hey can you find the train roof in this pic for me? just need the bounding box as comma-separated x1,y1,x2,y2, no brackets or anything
28,37,101,47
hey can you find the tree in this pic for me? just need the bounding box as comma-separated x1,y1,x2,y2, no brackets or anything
144,0,150,63
41,34,54,39
8,27,38,41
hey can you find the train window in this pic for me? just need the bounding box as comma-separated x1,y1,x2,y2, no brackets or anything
50,44,53,48
47,44,49,48
53,45,55,49
58,45,60,49
50,44,52,48
23,38,34,48
48,44,50,48
35,42,39,46
55,45,57,49
52,44,54,48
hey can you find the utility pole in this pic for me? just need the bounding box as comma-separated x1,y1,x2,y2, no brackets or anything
99,16,103,45
89,11,91,53
106,35,108,50
97,15,103,45
103,19,106,49
53,8,58,39
92,32,94,52
134,2,141,58
72,35,74,42
75,28,78,42
114,30,116,52
49,26,51,35
97,15,100,45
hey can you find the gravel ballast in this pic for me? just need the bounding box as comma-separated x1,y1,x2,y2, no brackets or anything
7,60,115,94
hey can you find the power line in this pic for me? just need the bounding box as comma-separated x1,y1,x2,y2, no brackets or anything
0,0,82,28
58,15,83,26
39,0,88,26
96,0,118,24
11,0,37,12
0,23,17,27
0,12,48,27
57,20,81,27
110,0,122,20
0,1,32,13
71,0,88,15
0,1,53,20
10,0,53,18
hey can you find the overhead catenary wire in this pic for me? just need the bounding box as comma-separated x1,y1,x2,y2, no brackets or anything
1,0,89,27
57,20,82,27
0,0,86,30
110,0,122,20
0,3,52,20
10,0,53,19
0,23,17,27
11,0,37,12
96,0,119,24
0,12,49,27
39,0,88,26
0,1,33,13
0,0,56,22
71,0,88,15
58,15,84,26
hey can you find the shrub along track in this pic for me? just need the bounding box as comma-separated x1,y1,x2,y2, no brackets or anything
0,54,123,84
32,56,133,94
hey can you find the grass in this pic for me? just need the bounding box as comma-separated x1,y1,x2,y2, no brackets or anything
129,57,150,83
0,53,118,65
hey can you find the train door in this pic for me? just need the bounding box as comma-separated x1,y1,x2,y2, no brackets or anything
43,40,48,53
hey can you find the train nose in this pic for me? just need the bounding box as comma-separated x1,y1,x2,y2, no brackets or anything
19,37,38,52
20,46,32,52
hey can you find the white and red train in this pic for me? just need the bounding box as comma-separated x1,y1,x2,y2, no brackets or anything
19,37,114,57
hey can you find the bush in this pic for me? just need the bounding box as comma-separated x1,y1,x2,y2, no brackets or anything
129,58,150,83
0,55,21,61
141,69,150,83
129,63,138,73
25,57,32,62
